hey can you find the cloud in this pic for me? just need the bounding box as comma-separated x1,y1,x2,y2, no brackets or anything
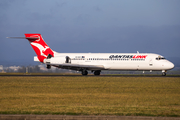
0,0,180,65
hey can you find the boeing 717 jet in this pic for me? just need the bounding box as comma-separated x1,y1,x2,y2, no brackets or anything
8,34,174,76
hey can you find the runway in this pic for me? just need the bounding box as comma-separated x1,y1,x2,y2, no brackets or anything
0,115,180,120
0,74,180,77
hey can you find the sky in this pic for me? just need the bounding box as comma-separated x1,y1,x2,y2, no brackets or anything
0,0,180,66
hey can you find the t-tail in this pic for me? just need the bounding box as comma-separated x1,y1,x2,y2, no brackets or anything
24,34,54,62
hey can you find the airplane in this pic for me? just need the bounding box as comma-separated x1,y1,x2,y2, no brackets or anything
8,33,174,76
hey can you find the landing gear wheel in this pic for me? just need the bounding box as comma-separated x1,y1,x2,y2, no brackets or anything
162,72,166,76
94,70,101,75
82,70,88,75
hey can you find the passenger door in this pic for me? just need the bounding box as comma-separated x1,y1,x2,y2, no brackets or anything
149,58,153,66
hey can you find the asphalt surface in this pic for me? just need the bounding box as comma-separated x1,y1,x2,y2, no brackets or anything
0,115,180,120
0,74,180,77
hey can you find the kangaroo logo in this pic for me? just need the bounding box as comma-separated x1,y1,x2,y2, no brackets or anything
24,33,54,62
31,42,50,57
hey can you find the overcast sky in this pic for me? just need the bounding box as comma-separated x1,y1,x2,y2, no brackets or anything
0,0,180,65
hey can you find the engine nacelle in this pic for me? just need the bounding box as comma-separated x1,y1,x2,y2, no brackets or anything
44,56,71,64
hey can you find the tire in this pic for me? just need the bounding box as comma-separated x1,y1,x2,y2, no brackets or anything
94,70,101,75
162,72,166,76
82,70,88,75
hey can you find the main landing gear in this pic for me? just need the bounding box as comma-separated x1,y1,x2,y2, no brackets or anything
94,70,101,75
81,70,101,76
82,70,88,75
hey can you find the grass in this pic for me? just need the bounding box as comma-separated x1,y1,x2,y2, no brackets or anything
0,76,180,117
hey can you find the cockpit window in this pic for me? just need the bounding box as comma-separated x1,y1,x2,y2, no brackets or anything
156,56,166,60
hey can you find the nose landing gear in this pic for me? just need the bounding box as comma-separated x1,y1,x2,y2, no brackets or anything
162,72,166,76
162,70,166,76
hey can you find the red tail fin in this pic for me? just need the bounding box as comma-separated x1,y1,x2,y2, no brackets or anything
24,34,54,62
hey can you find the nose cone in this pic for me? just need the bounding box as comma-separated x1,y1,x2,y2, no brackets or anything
167,62,174,70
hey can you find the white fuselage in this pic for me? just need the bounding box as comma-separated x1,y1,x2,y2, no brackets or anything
9,33,174,76
43,52,174,71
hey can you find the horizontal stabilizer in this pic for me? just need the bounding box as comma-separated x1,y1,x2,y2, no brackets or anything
8,34,54,63
7,37,39,41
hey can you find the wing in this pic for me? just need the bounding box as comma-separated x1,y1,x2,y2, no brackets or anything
49,63,105,71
